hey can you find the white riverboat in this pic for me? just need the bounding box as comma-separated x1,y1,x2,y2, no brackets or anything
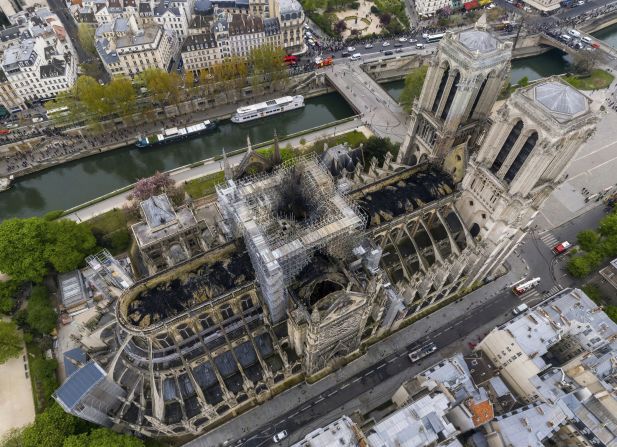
231,95,305,123
136,120,217,148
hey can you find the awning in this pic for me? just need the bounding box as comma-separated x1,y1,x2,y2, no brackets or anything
464,0,480,10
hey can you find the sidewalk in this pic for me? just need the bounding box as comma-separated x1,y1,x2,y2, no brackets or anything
64,119,365,222
185,254,528,447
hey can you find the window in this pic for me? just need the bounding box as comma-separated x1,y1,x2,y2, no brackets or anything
220,305,234,320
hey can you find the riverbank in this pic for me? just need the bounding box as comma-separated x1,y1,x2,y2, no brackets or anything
0,84,334,183
62,118,367,223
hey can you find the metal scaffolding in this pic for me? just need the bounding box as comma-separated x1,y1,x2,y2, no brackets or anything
216,155,367,322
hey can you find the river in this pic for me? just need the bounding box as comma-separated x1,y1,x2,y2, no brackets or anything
0,93,354,220
1,51,572,220
592,23,617,48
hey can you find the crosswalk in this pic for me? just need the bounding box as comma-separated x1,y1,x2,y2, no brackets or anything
518,285,563,302
539,232,559,249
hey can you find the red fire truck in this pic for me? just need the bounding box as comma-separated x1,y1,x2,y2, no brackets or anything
512,277,541,296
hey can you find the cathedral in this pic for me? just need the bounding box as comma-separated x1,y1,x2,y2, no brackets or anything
53,19,598,438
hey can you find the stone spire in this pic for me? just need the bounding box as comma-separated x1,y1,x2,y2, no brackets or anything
272,129,282,165
222,148,232,180
475,13,488,31
246,134,253,154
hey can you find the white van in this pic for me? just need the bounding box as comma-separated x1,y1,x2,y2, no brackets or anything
513,303,529,315
569,29,581,38
582,36,593,44
349,53,362,61
561,34,572,42
416,43,425,49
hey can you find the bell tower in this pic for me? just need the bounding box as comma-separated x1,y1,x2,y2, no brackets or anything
398,17,512,166
457,77,598,282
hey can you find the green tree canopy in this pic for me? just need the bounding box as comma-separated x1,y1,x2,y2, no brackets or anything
577,229,600,252
0,218,96,283
362,136,399,169
26,286,57,335
0,320,22,365
20,403,87,447
63,428,145,447
138,68,182,104
0,218,49,283
45,220,96,274
77,23,96,55
400,65,428,113
598,212,617,238
0,279,20,314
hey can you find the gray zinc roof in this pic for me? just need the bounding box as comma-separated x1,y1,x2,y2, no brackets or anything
459,29,498,52
534,81,588,117
54,361,106,411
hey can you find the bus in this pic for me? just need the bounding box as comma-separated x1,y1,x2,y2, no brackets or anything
283,55,298,66
425,33,445,43
46,106,70,118
512,277,541,296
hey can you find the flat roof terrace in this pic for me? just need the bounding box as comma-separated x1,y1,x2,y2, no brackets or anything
117,243,255,330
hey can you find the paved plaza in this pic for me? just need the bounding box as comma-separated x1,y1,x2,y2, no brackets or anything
0,325,35,440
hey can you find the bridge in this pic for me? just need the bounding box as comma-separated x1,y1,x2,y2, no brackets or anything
324,58,409,143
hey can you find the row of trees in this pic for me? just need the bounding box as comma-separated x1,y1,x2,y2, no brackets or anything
47,45,289,127
567,210,617,277
0,216,96,284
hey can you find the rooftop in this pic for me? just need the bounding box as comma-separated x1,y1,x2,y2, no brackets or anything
458,29,498,52
54,361,106,411
58,270,88,309
119,243,254,328
533,81,589,120
352,165,454,228
290,415,362,447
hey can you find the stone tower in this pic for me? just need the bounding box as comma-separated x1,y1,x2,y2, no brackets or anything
457,77,598,283
398,18,512,165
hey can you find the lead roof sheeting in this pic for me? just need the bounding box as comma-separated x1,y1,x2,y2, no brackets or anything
55,361,105,410
458,30,498,52
534,81,588,116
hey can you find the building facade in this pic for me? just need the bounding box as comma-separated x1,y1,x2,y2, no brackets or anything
95,15,178,76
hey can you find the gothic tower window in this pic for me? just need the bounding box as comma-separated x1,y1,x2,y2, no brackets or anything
440,72,461,121
431,65,450,113
467,75,488,121
504,131,538,183
490,120,523,174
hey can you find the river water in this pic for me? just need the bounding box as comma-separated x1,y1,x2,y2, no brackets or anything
0,93,353,220
1,51,573,220
592,23,617,48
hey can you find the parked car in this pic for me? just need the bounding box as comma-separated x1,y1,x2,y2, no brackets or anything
365,43,374,49
416,43,425,49
349,53,362,61
382,41,390,47
398,37,408,42
395,48,403,53
273,431,288,443
347,46,356,52
32,117,44,123
394,42,402,47
6,123,18,128
383,50,393,55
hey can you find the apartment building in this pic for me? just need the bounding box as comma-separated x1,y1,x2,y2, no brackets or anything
95,15,178,76
1,36,77,103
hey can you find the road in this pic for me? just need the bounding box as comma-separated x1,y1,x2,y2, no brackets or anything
47,0,89,63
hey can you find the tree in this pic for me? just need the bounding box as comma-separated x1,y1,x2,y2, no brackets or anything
570,51,596,76
20,403,86,447
518,76,529,87
138,68,182,104
128,171,175,202
63,428,145,447
598,212,617,238
379,12,391,26
400,65,428,113
567,255,593,278
26,286,57,335
0,321,22,365
362,136,399,169
0,217,49,283
0,279,20,314
105,77,137,118
77,23,96,55
334,19,347,33
45,220,96,273
577,229,600,252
